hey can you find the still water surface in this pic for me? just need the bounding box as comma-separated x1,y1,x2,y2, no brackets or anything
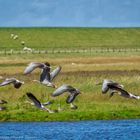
0,119,140,140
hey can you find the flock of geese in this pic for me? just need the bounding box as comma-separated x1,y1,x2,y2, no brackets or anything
0,62,81,113
0,61,140,113
0,34,140,113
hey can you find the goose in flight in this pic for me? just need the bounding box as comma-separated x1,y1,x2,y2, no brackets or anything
108,85,140,99
26,92,58,113
23,62,50,75
0,78,24,89
96,79,124,95
51,84,81,109
33,62,61,88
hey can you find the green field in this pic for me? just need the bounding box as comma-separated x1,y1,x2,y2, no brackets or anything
1,28,140,121
0,27,140,50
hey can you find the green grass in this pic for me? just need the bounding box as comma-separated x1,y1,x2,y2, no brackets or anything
0,27,140,50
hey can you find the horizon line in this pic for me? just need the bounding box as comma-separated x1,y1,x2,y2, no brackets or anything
0,26,140,29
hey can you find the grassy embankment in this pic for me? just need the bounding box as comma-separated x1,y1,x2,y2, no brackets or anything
0,28,140,121
0,27,140,50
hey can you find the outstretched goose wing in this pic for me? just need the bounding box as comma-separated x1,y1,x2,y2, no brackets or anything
51,84,74,97
26,92,42,108
50,66,61,81
108,85,129,97
24,62,45,75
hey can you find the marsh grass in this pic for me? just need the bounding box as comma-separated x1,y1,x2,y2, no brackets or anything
1,54,140,121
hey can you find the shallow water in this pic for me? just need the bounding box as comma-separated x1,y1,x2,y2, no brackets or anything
0,119,140,140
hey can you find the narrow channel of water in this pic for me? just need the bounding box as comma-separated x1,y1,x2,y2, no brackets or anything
0,119,140,140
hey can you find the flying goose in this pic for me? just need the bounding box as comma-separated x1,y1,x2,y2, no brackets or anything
33,62,61,88
96,79,124,94
0,78,24,89
26,92,58,113
51,84,81,109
